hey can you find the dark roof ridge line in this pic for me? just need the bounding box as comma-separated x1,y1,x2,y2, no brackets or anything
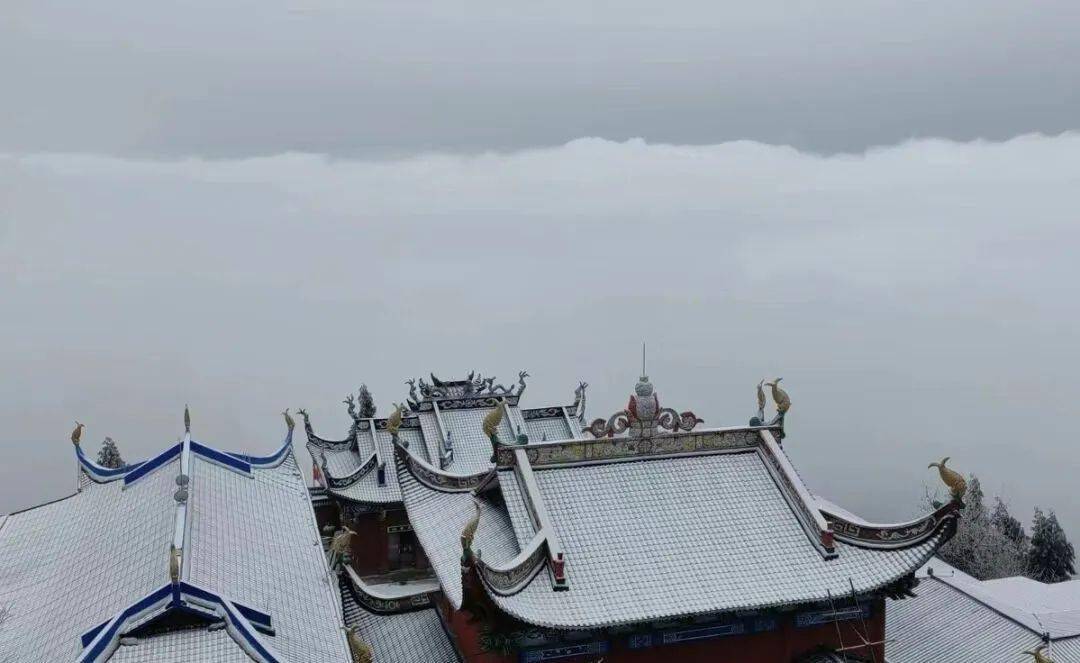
928,578,1054,643
757,429,837,558
394,442,491,493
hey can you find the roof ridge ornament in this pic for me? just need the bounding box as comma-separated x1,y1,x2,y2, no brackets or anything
460,499,481,565
483,399,506,462
346,626,374,663
586,376,702,439
282,408,294,432
184,404,191,434
571,381,588,422
928,456,968,506
386,403,404,446
750,378,791,438
71,421,85,446
409,371,529,406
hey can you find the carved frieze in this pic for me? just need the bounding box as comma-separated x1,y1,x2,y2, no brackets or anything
495,428,760,468
324,453,378,489
823,501,960,549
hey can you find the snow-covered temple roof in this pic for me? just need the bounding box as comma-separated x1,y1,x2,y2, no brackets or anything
887,558,1080,662
338,575,459,663
0,424,350,663
302,372,586,507
388,372,960,630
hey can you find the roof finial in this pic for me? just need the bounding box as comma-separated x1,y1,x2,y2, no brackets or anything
282,408,295,432
386,403,404,440
71,421,85,446
184,404,191,434
641,340,647,380
928,457,967,505
346,626,374,663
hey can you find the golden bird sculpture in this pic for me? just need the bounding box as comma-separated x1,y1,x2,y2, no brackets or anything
184,405,191,433
169,544,182,584
346,627,374,663
329,526,356,556
282,408,295,432
482,400,505,442
71,421,85,446
461,500,482,557
1023,644,1054,663
386,403,403,437
928,457,968,504
765,378,791,414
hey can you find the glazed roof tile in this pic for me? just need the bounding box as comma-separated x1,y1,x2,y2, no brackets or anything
398,436,945,629
483,451,942,628
308,397,574,506
888,559,1080,661
523,416,572,443
339,577,460,663
106,628,252,662
886,578,1047,663
0,434,349,663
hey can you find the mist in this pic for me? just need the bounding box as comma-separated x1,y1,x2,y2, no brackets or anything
3,134,1079,538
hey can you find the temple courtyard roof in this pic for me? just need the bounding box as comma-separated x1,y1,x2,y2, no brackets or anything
0,423,350,663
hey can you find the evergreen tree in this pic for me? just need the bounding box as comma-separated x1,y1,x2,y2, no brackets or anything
933,474,1027,580
991,497,1027,545
357,384,376,419
1028,508,1076,583
96,437,126,469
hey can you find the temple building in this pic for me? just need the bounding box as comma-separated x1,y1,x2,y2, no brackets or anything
887,558,1080,662
0,414,352,663
305,371,964,663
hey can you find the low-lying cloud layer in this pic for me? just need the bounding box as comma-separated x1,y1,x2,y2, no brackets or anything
3,133,1079,536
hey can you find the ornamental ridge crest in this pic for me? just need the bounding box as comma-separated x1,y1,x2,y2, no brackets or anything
586,375,703,439
406,371,528,411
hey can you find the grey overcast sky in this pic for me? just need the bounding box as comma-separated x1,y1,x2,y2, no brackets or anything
2,3,1080,538
3,0,1079,156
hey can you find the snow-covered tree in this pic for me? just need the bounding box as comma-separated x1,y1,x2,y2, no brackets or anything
357,384,376,419
96,437,126,469
932,474,1028,580
1028,508,1075,583
991,498,1027,545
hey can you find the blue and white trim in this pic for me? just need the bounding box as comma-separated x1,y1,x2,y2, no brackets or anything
229,430,294,469
80,432,293,489
75,444,146,484
77,582,282,663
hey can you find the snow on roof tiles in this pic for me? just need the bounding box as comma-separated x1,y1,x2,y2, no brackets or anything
483,451,942,628
339,577,460,663
0,434,350,663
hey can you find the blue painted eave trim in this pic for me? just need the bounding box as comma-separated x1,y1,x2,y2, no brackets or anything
189,440,252,475
122,444,182,486
228,430,293,469
77,582,280,663
75,444,146,484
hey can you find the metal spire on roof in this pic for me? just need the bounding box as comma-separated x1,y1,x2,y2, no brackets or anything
184,404,191,433
641,340,647,380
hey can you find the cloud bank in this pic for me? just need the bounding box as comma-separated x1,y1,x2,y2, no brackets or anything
3,133,1079,536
